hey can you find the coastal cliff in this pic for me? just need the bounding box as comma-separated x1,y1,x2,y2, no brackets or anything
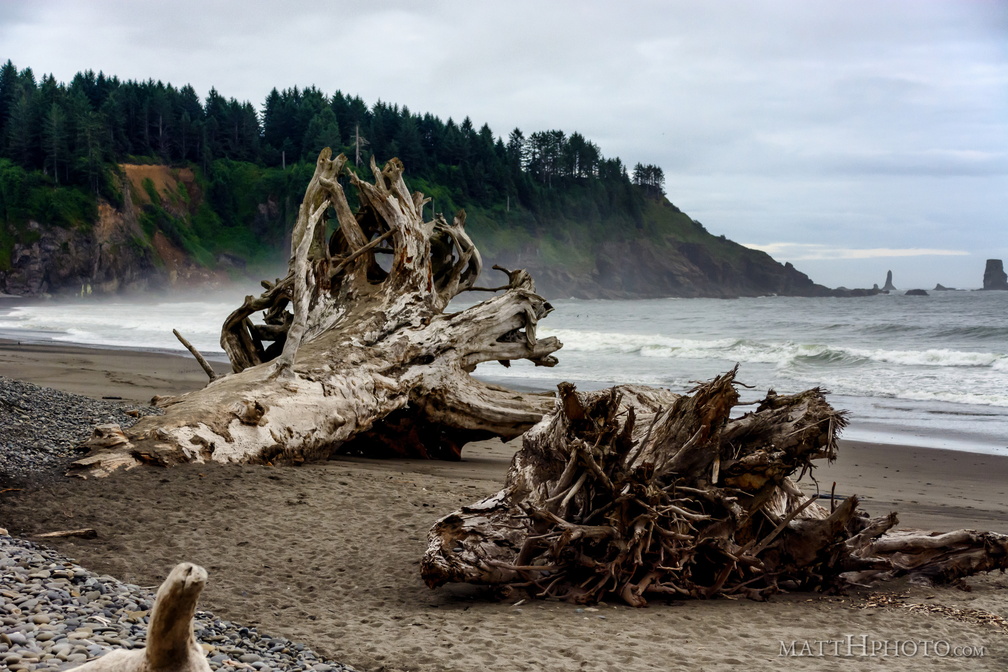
0,63,839,301
0,201,157,296
0,165,238,296
0,61,871,301
493,231,826,299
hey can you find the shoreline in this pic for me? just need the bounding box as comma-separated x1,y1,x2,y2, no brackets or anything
2,335,1005,456
3,337,1007,529
0,338,229,404
2,339,1007,670
2,335,1007,534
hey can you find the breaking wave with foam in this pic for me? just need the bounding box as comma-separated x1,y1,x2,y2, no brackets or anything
542,328,1004,371
528,328,1008,406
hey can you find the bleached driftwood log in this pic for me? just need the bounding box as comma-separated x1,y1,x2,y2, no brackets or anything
71,151,560,477
68,562,211,672
422,370,1008,605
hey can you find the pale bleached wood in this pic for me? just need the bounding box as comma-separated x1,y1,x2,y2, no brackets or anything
172,329,218,381
35,528,98,539
71,152,559,477
66,563,211,672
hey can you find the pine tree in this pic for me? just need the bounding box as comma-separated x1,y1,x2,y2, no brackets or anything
42,102,68,184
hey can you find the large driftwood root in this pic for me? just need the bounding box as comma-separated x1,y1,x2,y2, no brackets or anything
68,562,211,672
71,152,561,477
422,370,1008,605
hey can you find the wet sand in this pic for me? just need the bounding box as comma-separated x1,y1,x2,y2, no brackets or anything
2,342,1006,670
0,338,229,403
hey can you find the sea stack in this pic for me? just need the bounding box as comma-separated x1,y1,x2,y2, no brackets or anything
983,259,1008,290
882,270,896,291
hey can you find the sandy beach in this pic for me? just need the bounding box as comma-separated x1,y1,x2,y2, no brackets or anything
0,338,231,403
2,341,1007,670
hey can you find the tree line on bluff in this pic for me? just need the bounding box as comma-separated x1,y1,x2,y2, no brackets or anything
0,61,665,232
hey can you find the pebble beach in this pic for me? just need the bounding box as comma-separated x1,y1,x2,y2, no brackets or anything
0,536,354,672
2,342,1008,671
0,376,159,486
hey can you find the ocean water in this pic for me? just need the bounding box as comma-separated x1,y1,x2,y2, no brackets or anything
1,290,1006,456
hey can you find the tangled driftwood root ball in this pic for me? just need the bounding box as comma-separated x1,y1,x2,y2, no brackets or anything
71,151,560,477
422,373,1008,605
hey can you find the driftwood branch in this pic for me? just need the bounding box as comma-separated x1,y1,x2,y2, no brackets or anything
35,528,98,540
173,330,219,382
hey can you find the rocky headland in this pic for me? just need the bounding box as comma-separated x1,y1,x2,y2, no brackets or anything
2,165,1000,301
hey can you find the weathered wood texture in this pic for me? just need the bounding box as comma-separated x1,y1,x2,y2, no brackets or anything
67,562,211,672
422,370,1008,605
71,152,560,477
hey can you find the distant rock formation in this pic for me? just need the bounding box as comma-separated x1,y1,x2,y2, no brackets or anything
983,259,1008,290
905,289,929,296
934,283,956,291
829,286,882,297
882,270,896,291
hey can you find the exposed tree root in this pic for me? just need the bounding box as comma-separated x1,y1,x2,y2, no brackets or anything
71,152,560,477
422,370,1008,605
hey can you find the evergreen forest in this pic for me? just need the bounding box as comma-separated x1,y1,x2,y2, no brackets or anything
0,62,673,270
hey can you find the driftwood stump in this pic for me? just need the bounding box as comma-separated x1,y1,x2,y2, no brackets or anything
422,371,1008,605
67,562,211,672
71,151,560,477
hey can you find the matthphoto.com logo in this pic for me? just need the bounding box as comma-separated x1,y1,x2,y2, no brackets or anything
779,635,986,658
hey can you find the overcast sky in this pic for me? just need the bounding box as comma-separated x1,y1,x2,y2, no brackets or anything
2,0,1005,288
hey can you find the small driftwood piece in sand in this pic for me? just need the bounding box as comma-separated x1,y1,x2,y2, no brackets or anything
35,528,98,539
422,369,1008,605
71,151,560,477
67,562,211,672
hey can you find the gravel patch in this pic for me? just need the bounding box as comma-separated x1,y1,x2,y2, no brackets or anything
0,376,160,486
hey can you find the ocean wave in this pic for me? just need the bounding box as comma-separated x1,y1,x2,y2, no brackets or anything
543,328,1005,372
4,296,1006,414
1,302,227,353
860,323,920,335
778,363,1008,408
480,359,1008,409
843,347,1003,369
882,388,1008,408
930,325,1008,341
539,329,733,355
473,361,674,389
